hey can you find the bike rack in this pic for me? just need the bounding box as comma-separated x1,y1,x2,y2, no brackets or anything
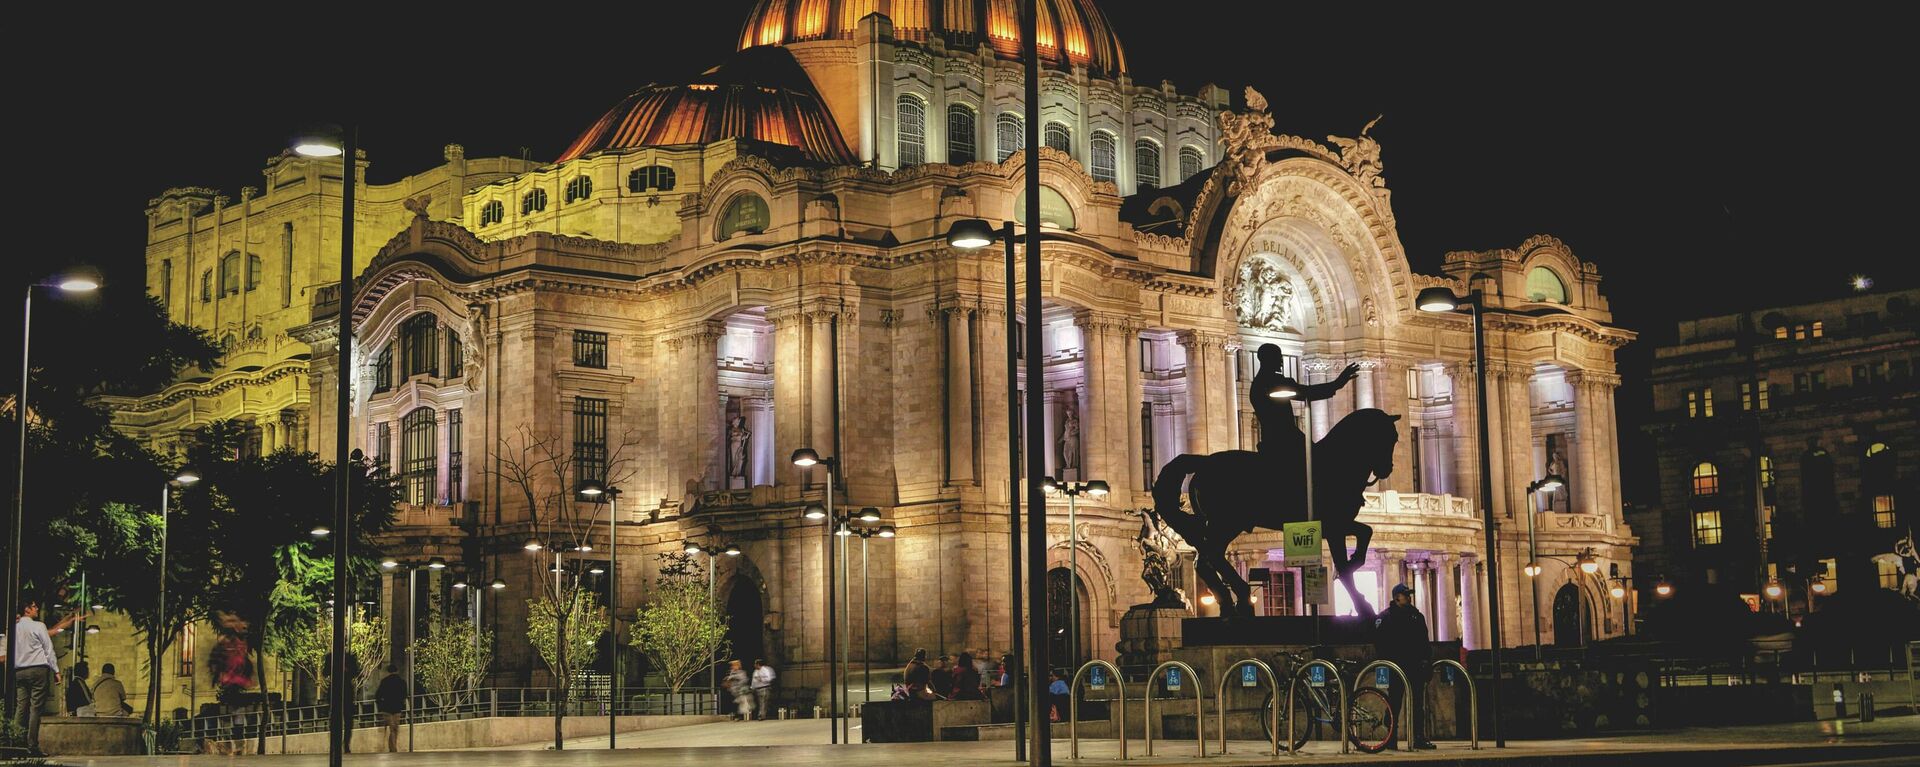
1432,659,1478,749
1070,659,1129,760
1286,659,1350,755
1142,661,1204,758
1214,659,1281,757
1353,659,1414,752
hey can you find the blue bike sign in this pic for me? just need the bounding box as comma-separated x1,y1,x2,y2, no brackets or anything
1308,665,1326,688
1240,665,1258,688
1166,668,1182,691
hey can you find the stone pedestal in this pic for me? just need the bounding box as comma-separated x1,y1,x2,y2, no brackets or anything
1118,606,1188,671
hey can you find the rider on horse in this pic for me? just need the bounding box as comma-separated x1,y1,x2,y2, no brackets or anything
1249,343,1359,480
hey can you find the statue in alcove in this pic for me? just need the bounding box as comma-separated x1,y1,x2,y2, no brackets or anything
728,415,752,483
1058,405,1081,474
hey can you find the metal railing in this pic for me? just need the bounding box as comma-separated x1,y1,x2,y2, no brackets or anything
186,686,715,746
1069,660,1128,761
1353,660,1413,753
1141,661,1203,758
1286,659,1348,756
1432,659,1478,749
1215,659,1281,757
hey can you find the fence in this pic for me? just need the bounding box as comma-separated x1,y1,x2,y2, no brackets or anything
184,686,714,745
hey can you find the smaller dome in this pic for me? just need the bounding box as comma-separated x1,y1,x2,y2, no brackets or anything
557,47,855,166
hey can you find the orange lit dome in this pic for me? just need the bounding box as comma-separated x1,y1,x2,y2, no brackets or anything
557,46,856,166
739,0,1127,76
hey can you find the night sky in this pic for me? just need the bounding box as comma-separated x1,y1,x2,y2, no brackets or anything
11,3,1912,503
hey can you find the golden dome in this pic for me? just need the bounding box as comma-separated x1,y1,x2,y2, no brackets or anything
739,0,1128,76
557,47,855,166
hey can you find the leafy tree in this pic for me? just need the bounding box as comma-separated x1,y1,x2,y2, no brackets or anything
528,592,607,698
632,579,730,695
351,615,393,694
409,619,493,711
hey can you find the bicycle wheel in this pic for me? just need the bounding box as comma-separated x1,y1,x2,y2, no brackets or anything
1347,687,1395,754
1258,690,1276,744
1287,683,1335,751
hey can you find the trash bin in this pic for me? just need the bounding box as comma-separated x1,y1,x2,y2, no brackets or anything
1859,693,1874,723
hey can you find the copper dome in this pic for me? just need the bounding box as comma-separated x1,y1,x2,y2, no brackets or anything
739,0,1127,76
556,46,856,166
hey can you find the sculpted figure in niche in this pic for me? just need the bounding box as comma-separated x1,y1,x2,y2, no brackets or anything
727,415,752,480
1235,257,1296,332
1058,404,1081,474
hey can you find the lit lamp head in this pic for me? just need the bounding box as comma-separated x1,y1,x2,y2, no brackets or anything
1416,286,1464,313
945,218,997,250
1524,561,1543,578
55,267,103,293
310,525,331,537
803,504,827,521
576,479,606,497
451,579,468,590
1531,474,1566,493
724,543,742,556
858,507,882,523
588,564,606,575
1654,577,1673,597
291,124,346,157
1267,382,1300,400
575,543,593,553
427,557,448,570
1042,476,1059,493
523,539,544,552
173,466,202,486
835,522,853,537
86,625,101,635
1810,576,1828,594
489,578,508,591
380,558,399,570
789,448,822,468
683,541,702,556
1764,579,1784,599
1577,550,1600,575
1199,593,1217,606
1086,480,1110,497
1609,584,1626,599
877,525,896,539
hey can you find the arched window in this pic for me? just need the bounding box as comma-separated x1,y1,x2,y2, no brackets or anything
1089,130,1116,183
1691,462,1719,496
1134,139,1162,189
718,193,769,239
996,113,1024,162
401,407,437,506
896,94,926,167
1043,122,1072,153
219,252,240,296
947,104,977,164
246,255,262,292
521,188,548,215
1527,267,1569,303
400,314,440,378
480,200,504,226
628,165,676,192
1013,185,1076,230
201,270,212,303
1179,146,1205,181
565,175,593,203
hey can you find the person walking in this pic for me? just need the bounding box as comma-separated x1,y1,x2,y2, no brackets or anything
950,652,984,701
722,660,752,721
750,659,775,720
1374,583,1436,750
374,665,408,752
1046,669,1070,723
12,598,77,756
91,664,130,717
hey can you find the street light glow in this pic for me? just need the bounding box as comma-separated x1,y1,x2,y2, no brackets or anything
1811,577,1828,594
427,558,447,570
1087,480,1110,497
877,526,895,538
175,467,201,485
380,558,399,569
803,504,827,520
1416,287,1462,313
790,447,821,467
858,507,882,523
945,218,997,250
523,539,543,552
1524,561,1542,577
489,579,507,590
724,543,742,556
1267,382,1299,399
1764,579,1784,599
684,541,702,555
310,525,331,537
1577,551,1600,575
1609,585,1626,599
1654,579,1673,597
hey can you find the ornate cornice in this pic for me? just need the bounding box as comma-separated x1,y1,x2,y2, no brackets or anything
107,359,308,413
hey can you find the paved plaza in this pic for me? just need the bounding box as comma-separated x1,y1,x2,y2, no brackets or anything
39,714,1920,767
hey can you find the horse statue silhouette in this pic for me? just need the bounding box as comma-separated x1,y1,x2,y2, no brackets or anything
1150,408,1400,619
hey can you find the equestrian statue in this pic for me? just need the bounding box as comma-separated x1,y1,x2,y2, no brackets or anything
1151,343,1400,620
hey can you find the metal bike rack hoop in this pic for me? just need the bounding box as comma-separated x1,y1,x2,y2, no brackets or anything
1286,659,1350,756
1214,658,1281,757
1070,659,1129,760
1432,659,1478,749
1143,660,1204,758
1354,659,1414,752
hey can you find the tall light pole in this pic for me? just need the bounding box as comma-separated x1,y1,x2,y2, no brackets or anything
291,124,355,767
380,556,446,752
791,448,840,743
683,535,739,719
149,466,200,726
577,480,622,747
847,513,893,719
1415,281,1506,746
1522,474,1566,658
1017,1,1051,763
6,268,100,709
1041,479,1106,666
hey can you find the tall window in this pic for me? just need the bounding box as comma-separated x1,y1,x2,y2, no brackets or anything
480,200,504,226
897,94,926,167
996,113,1024,162
447,409,463,504
373,344,394,393
1759,455,1775,488
1741,379,1770,411
401,408,437,506
574,397,609,487
1795,370,1827,393
521,188,548,215
1140,402,1154,491
565,174,593,203
718,193,769,239
1410,426,1424,493
947,105,977,164
400,314,440,378
246,255,262,292
375,422,391,467
1089,130,1116,183
628,165,676,192
1685,387,1713,418
1692,510,1723,546
574,330,609,368
445,327,463,379
1691,462,1720,496
1134,140,1161,189
161,259,173,309
1179,146,1205,181
1043,122,1071,153
201,270,212,302
1874,495,1897,529
219,252,240,296
281,222,294,308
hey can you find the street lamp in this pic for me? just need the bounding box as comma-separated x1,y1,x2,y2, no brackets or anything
6,266,102,708
292,122,356,767
684,534,739,715
848,517,895,716
1522,474,1566,659
577,478,623,748
1654,577,1673,598
792,447,847,743
945,215,1034,757
1043,479,1106,667
144,464,199,726
1416,278,1511,747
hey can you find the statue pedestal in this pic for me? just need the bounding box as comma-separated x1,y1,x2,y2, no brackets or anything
1118,606,1188,671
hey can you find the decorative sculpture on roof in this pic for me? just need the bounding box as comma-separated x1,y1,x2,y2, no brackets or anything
1234,256,1297,332
403,193,433,219
1218,87,1279,195
1327,115,1386,192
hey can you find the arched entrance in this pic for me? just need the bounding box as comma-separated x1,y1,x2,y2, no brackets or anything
725,577,765,667
1045,567,1089,670
1552,582,1586,646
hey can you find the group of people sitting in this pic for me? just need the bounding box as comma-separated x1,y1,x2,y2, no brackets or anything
894,649,1005,701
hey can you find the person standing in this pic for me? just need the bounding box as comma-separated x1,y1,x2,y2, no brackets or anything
1374,583,1436,750
375,665,408,752
1046,669,1070,723
12,598,77,756
750,659,775,720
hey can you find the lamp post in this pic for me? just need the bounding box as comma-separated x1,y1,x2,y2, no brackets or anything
291,124,355,767
1041,479,1106,667
1524,547,1600,650
1415,281,1508,746
847,515,894,717
380,556,447,752
577,480,623,747
1605,564,1637,638
1523,474,1567,658
683,535,739,719
6,268,101,709
146,465,199,726
791,448,843,743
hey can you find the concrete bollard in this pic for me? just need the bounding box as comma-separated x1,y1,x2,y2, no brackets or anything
814,705,823,719
778,707,789,720
1859,693,1874,722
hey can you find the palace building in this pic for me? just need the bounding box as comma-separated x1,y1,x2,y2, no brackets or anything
107,0,1637,699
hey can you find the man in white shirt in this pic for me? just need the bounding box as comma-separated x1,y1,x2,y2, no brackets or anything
750,659,776,721
13,598,77,756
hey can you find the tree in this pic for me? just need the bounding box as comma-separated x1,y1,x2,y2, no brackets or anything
350,615,392,694
409,619,493,711
528,592,607,701
633,579,730,695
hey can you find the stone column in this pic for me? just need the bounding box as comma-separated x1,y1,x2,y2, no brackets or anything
1449,364,1481,519
1122,322,1146,494
1374,358,1415,494
1567,371,1601,517
767,307,806,491
1176,330,1232,454
1459,556,1482,650
1073,309,1130,490
946,305,977,484
1176,330,1212,455
808,305,840,486
1383,550,1407,594
1433,553,1458,642
665,321,725,494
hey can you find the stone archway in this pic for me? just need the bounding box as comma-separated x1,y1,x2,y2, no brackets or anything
725,577,766,669
1552,582,1586,646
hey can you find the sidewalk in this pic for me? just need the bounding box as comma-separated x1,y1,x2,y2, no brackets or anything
41,714,1920,767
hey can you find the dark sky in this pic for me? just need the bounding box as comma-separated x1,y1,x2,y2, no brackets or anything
11,3,1912,503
